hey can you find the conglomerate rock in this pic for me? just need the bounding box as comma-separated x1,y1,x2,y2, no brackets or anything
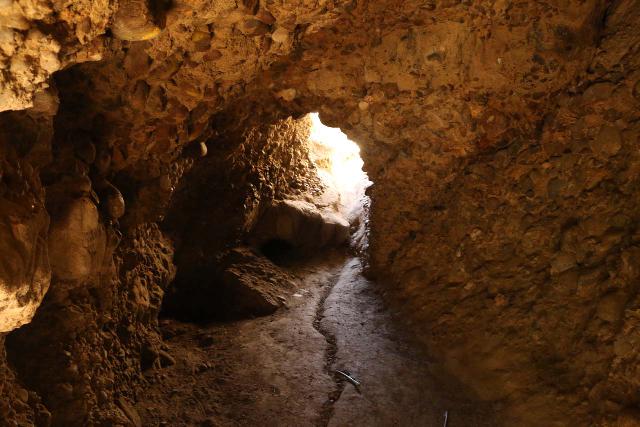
6,223,175,426
0,0,114,111
161,113,325,322
0,0,639,425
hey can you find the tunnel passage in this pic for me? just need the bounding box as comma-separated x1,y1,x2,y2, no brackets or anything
160,112,371,322
159,112,370,323
249,113,372,259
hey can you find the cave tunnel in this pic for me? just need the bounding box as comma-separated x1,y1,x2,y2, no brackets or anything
159,111,371,323
1,1,640,426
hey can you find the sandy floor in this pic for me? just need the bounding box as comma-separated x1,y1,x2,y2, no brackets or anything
136,251,494,426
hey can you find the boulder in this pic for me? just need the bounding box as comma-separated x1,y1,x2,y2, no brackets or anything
48,197,107,283
251,200,350,251
217,248,295,317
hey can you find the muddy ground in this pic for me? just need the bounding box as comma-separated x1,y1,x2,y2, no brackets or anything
135,251,495,426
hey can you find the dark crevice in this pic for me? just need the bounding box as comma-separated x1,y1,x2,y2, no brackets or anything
259,238,295,265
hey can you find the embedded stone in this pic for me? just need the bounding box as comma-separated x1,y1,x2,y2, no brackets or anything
596,292,627,323
592,126,622,157
104,185,126,220
276,88,296,101
256,8,276,25
112,0,161,41
199,141,208,157
271,27,289,43
191,31,211,52
204,49,223,61
243,19,270,36
550,252,576,275
48,197,106,282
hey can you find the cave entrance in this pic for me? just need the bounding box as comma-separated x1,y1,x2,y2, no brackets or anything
307,112,371,251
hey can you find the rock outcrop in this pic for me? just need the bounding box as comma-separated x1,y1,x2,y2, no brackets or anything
251,199,350,252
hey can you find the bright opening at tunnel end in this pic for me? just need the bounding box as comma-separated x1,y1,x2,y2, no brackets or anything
308,112,372,250
308,112,371,220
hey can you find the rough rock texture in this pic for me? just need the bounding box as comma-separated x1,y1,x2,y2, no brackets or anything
359,2,640,424
0,335,51,426
7,223,176,426
165,114,323,267
0,0,639,425
0,0,112,111
0,130,50,333
0,79,57,426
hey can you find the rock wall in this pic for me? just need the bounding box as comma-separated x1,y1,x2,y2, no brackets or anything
0,109,51,335
0,335,50,426
380,77,640,423
7,222,175,426
356,2,640,424
261,0,638,423
0,63,57,422
0,0,113,111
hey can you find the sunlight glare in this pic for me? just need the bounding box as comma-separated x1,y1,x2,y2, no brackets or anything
308,113,371,221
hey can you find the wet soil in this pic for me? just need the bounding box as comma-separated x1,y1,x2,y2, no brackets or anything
136,251,495,426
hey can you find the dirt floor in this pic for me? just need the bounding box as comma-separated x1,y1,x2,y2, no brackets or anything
135,251,495,426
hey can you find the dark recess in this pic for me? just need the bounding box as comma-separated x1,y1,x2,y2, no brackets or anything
259,238,296,266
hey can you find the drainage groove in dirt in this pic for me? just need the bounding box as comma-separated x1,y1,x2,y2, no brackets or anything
312,269,345,427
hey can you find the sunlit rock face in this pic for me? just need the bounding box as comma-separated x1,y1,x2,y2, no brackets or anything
0,0,639,425
247,113,369,254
